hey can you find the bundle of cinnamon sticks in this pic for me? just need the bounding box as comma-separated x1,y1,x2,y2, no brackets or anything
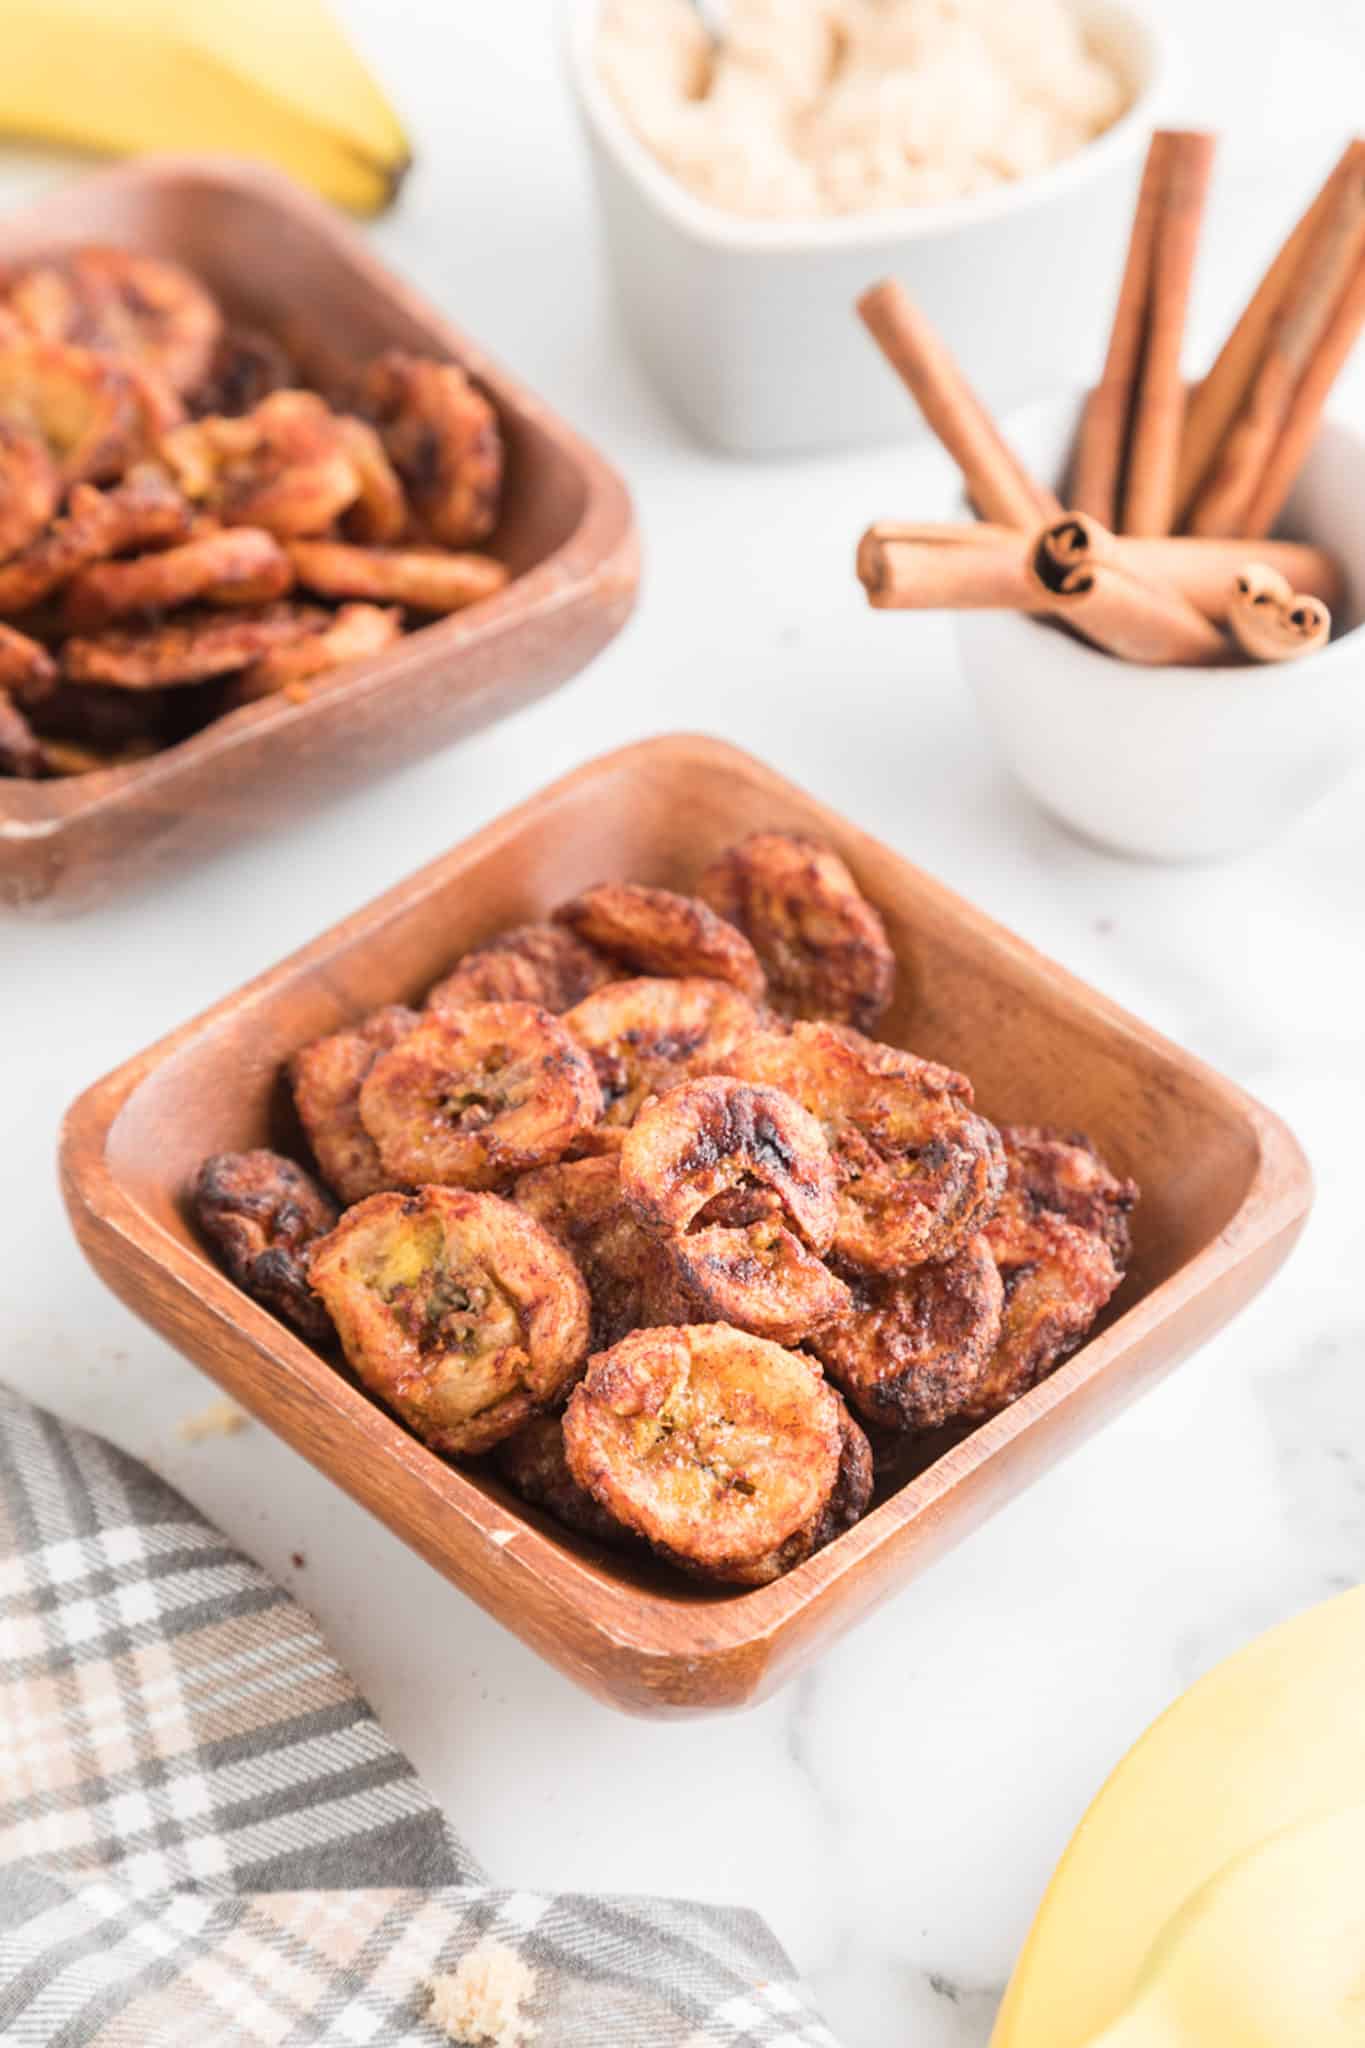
855,130,1365,668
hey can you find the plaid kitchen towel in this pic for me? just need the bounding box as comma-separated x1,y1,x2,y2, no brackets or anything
0,1387,838,2047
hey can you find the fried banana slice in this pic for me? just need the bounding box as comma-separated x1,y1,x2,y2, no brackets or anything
358,1002,604,1191
0,621,56,700
493,1412,635,1548
338,415,408,545
62,601,324,688
7,248,222,395
223,602,403,707
191,324,296,418
622,1075,849,1344
0,421,57,560
996,1124,1137,1267
309,1185,590,1456
0,465,192,615
967,1212,1121,1422
563,1324,869,1585
810,1234,1004,1433
36,735,158,777
725,1020,1006,1274
554,883,767,999
362,350,502,546
698,831,895,1031
192,1148,339,1344
514,1153,691,1351
0,686,45,777
288,537,509,613
290,1004,419,1206
60,526,293,630
0,339,150,485
563,976,763,1137
160,390,360,537
427,923,613,1016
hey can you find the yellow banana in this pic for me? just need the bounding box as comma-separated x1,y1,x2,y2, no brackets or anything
0,0,410,215
994,1587,1365,2048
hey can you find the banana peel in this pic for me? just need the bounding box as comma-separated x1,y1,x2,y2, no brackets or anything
0,0,410,215
994,1587,1365,2048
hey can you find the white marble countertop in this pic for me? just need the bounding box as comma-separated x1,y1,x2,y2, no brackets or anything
4,5,1365,2042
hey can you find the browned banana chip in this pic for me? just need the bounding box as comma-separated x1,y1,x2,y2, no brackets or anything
563,976,763,1136
62,601,324,688
621,1076,837,1246
554,883,767,999
514,1153,687,1351
337,415,408,544
309,1185,590,1456
358,1002,604,1191
427,923,614,1016
26,677,172,747
0,621,56,700
0,339,150,485
191,324,297,418
725,1020,1006,1274
563,1324,855,1585
0,686,45,777
361,350,502,547
810,1233,1004,1433
0,466,192,615
37,735,158,777
160,390,360,537
223,603,403,708
288,537,509,613
697,831,896,1031
60,526,293,630
7,248,222,395
493,1412,635,1548
193,1148,339,1345
996,1125,1137,1268
0,421,58,559
967,1211,1121,1422
289,1004,420,1206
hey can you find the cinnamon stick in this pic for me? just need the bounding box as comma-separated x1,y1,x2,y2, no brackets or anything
1121,131,1217,536
861,517,1343,622
1070,136,1167,527
856,280,1061,529
1227,564,1331,661
1239,239,1365,537
1028,526,1228,665
1188,150,1365,536
1176,141,1365,523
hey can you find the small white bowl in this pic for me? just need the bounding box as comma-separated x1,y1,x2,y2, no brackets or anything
955,391,1365,863
565,0,1170,455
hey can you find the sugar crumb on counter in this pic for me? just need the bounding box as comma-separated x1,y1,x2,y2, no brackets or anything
426,1947,537,2046
175,1398,248,1444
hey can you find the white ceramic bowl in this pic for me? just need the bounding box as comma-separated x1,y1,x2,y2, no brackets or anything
956,391,1365,863
565,0,1170,455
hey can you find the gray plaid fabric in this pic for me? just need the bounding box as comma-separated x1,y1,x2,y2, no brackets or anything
0,1388,838,2046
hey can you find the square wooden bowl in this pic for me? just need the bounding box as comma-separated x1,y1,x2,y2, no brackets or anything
0,156,637,915
59,736,1312,1716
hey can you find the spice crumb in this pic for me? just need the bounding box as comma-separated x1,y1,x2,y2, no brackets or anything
291,1552,306,1569
426,1946,537,2046
176,1399,248,1444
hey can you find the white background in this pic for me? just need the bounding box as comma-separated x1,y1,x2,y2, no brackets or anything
4,5,1365,2042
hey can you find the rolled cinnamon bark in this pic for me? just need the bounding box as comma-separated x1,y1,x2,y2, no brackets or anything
1028,526,1228,665
1028,513,1342,622
1121,131,1217,537
860,517,1342,623
856,524,1038,610
856,280,1060,529
1188,150,1365,537
1070,137,1167,527
1176,141,1365,524
1227,566,1332,661
1239,243,1365,538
